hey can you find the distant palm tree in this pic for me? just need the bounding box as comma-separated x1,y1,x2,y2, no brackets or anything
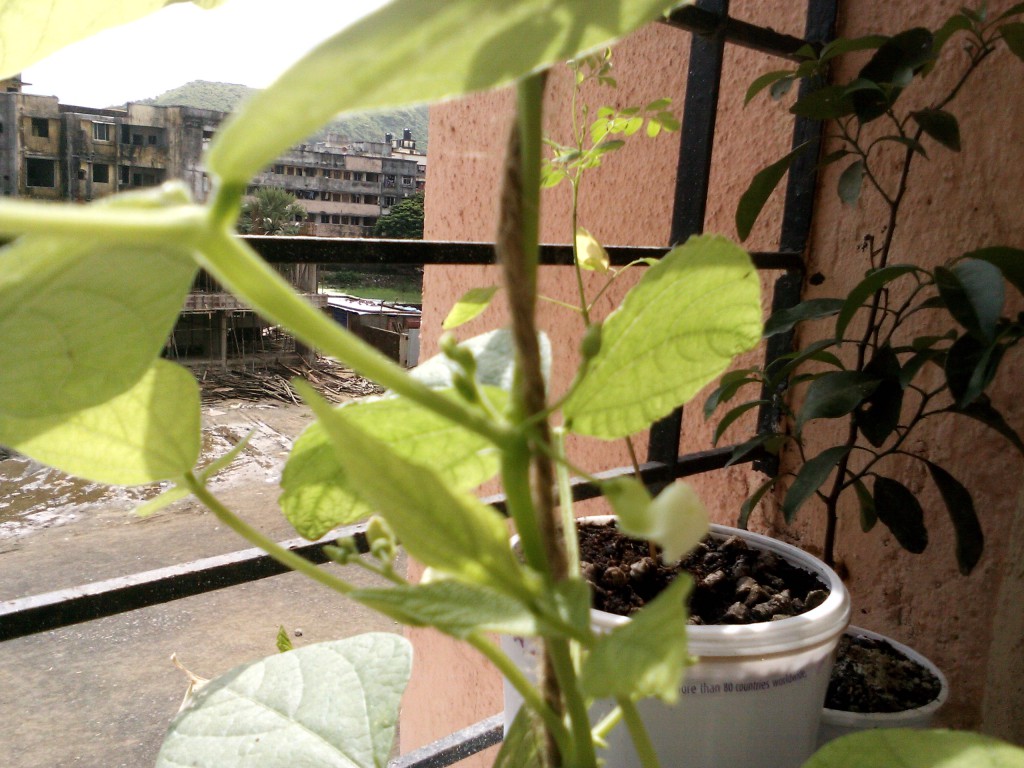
238,187,307,235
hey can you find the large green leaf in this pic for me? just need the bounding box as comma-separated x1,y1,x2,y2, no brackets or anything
763,298,845,338
911,109,961,151
797,371,881,431
803,728,1024,768
0,1,222,79
280,389,504,539
944,333,1003,407
736,143,810,241
156,634,411,768
935,260,1005,342
350,580,537,639
0,235,197,420
856,344,903,447
0,359,199,485
410,329,550,393
298,383,527,598
782,445,851,523
563,235,762,439
581,576,692,702
873,476,928,554
208,0,686,182
963,246,1024,295
924,461,983,575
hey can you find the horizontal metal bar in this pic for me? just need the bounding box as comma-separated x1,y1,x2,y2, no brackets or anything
0,524,366,642
244,236,802,271
664,5,817,61
389,715,503,768
1,448,764,642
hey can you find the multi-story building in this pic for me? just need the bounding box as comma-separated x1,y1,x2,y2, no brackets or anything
250,129,426,237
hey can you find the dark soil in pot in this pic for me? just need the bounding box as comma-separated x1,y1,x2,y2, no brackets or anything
577,520,829,625
825,633,942,713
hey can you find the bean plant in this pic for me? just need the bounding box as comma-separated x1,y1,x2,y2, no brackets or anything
710,5,1024,572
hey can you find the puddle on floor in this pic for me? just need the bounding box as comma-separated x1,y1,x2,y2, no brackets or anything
0,406,298,540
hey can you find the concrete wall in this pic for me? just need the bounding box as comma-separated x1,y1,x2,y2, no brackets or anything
402,0,1024,758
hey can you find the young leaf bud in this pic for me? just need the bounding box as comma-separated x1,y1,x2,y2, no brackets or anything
581,322,603,361
324,536,361,565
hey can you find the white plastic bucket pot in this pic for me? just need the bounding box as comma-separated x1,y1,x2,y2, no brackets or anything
817,626,949,747
502,522,851,768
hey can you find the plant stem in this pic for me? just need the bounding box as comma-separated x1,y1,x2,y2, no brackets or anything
185,474,356,597
0,198,206,242
198,231,511,449
618,697,663,768
467,634,572,759
548,639,599,768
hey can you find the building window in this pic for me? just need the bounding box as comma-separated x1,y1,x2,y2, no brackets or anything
384,196,396,207
92,122,112,141
92,163,110,184
286,166,294,175
384,174,396,187
365,173,380,183
322,169,331,178
30,118,49,138
132,134,144,146
364,217,377,227
26,157,55,187
120,165,130,184
131,169,163,187
77,168,86,180
417,164,426,173
401,176,413,187
147,135,158,146
331,215,340,224
273,165,284,174
320,214,330,223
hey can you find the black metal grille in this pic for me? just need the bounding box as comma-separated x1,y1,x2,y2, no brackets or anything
0,2,837,764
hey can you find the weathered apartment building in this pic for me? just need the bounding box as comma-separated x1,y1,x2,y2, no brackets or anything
0,76,426,238
0,75,426,367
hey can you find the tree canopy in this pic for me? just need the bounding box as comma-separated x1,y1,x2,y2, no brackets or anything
373,193,424,239
239,187,306,235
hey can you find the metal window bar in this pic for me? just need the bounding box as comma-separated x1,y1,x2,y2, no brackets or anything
1,3,837,765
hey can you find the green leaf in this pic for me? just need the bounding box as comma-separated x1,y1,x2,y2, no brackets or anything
563,235,762,438
926,14,974,74
963,246,1024,295
797,371,881,431
736,143,810,241
924,461,983,575
996,4,1024,22
935,260,1005,342
835,265,921,339
0,360,200,485
494,708,544,768
952,395,1024,456
790,85,856,119
1001,22,1024,61
411,328,549,393
156,634,410,768
782,445,851,523
575,226,611,272
738,476,776,528
0,235,197,420
764,298,845,337
818,35,888,62
350,581,538,638
804,728,1024,768
912,109,962,151
727,433,775,469
208,0,682,182
610,481,709,564
873,476,928,554
838,159,865,204
297,383,526,597
856,345,903,447
944,333,1003,406
443,286,500,329
853,477,877,532
703,368,758,418
275,626,294,653
769,77,796,100
713,400,767,446
581,576,692,702
0,1,223,79
745,70,794,105
280,389,504,539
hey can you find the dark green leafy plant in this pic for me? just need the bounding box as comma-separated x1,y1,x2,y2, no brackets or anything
713,5,1024,571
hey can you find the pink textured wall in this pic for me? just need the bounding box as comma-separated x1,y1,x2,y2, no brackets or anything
401,1,1024,756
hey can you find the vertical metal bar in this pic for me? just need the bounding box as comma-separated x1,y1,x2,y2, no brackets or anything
647,0,730,467
753,0,839,475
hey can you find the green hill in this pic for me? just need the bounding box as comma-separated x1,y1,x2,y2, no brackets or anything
134,80,429,150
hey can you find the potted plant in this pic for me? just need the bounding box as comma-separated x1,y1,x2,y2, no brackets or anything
707,4,1024,741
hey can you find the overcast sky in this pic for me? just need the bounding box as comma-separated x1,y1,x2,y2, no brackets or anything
22,0,389,107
